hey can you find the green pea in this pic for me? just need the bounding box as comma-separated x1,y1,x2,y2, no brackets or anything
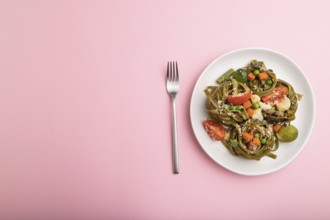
253,70,260,75
252,79,257,84
237,106,243,110
252,103,259,109
271,107,276,111
261,138,267,144
229,106,236,111
266,79,273,85
254,133,260,138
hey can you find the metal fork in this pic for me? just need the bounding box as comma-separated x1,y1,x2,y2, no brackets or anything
166,61,180,174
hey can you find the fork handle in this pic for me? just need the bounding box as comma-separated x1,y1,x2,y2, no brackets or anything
171,97,179,174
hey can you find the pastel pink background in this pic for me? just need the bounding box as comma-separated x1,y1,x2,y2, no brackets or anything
0,0,329,219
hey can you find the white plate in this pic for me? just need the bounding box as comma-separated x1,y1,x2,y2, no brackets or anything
190,48,315,176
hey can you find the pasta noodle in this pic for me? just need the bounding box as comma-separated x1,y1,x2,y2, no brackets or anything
203,60,301,160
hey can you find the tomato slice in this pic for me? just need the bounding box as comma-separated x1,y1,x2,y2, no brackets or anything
226,91,252,105
203,119,226,141
261,86,288,103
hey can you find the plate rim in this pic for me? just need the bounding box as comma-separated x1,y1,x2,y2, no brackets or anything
189,47,316,176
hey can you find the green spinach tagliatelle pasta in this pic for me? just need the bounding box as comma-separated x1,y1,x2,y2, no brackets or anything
203,60,302,160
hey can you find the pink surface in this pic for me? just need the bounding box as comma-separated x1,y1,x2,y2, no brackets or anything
0,0,329,219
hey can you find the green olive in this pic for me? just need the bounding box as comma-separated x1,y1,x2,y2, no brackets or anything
233,69,248,83
276,125,298,142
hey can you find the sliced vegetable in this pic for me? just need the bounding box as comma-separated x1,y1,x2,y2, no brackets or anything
226,91,252,105
242,132,253,142
258,72,269,80
243,100,252,109
273,124,282,132
203,119,226,141
216,68,235,84
261,86,288,103
248,72,255,81
252,138,261,145
246,108,255,117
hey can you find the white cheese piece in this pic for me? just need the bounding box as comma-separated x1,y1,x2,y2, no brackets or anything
251,94,261,103
259,102,272,110
252,108,264,121
276,96,291,111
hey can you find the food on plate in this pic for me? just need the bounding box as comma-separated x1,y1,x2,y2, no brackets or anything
203,119,226,141
262,80,301,122
222,119,278,160
204,80,251,125
245,60,277,96
203,60,302,160
276,125,298,142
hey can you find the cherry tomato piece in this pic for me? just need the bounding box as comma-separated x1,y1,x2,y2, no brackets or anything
226,91,252,105
203,120,226,141
261,86,287,103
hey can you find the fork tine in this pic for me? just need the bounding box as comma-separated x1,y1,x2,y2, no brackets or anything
175,61,179,81
170,61,173,81
172,61,175,81
167,61,179,82
169,61,171,81
167,61,170,80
